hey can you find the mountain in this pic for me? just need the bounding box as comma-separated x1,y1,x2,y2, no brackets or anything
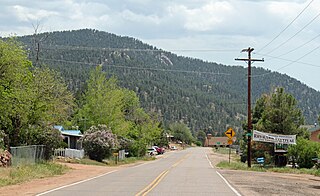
16,29,320,135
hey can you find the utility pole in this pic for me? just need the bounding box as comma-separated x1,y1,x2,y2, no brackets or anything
235,47,264,167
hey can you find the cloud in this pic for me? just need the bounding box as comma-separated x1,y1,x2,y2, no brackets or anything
0,0,319,90
168,1,233,32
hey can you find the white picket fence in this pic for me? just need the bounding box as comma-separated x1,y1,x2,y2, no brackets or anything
54,148,84,159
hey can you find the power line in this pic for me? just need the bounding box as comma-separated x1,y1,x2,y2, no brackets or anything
258,0,315,52
265,11,320,55
254,52,320,68
252,44,320,78
277,32,320,57
39,45,238,53
37,58,232,76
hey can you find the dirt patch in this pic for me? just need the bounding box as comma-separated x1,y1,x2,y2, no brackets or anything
205,148,320,196
0,163,120,196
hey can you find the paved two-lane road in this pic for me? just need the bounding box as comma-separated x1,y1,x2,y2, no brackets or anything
38,148,240,196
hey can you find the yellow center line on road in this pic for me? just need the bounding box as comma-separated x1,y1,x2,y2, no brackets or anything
135,153,190,196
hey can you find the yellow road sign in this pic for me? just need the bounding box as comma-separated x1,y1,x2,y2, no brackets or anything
227,138,233,145
225,128,235,139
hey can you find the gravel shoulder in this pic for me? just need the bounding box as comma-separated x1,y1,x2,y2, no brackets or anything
0,163,120,196
205,147,320,196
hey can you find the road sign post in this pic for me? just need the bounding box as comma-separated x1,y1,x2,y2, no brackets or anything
225,128,236,164
225,128,235,139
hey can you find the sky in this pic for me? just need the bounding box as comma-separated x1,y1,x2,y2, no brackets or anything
1,0,320,91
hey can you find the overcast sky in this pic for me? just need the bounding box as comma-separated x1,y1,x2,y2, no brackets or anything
1,0,320,91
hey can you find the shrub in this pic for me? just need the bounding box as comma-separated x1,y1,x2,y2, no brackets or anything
288,138,320,169
129,140,147,157
80,125,118,162
195,141,202,146
25,125,64,160
0,130,6,149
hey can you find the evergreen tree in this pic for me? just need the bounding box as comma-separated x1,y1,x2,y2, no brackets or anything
255,88,308,138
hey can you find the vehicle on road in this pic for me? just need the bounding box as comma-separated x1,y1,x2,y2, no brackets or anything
153,146,165,154
170,146,177,150
147,147,158,156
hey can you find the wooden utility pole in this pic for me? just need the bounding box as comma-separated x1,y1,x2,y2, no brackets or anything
235,47,264,167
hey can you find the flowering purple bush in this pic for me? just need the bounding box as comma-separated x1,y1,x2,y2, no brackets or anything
80,125,118,162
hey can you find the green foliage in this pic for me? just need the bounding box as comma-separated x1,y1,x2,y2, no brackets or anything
0,162,68,187
288,138,320,169
169,122,194,145
129,139,147,157
155,129,170,148
24,125,64,160
0,130,6,149
216,161,267,172
76,66,128,133
196,130,207,146
0,39,33,146
76,66,162,156
80,125,118,162
246,88,310,164
27,67,74,126
217,160,320,176
255,88,307,137
251,142,274,164
0,39,74,147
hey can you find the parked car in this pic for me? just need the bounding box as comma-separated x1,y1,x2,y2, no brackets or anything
170,146,177,150
147,147,158,156
153,146,165,154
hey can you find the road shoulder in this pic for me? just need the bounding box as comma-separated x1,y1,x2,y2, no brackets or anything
0,163,118,196
205,147,320,196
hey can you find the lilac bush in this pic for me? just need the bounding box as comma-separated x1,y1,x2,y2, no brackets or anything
80,125,118,161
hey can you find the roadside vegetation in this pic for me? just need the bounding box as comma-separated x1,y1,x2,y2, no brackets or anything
215,148,320,177
55,156,156,167
0,162,68,187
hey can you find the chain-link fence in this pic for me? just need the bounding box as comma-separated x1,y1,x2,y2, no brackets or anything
10,145,45,166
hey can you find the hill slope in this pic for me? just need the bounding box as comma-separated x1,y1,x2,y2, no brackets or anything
17,29,320,134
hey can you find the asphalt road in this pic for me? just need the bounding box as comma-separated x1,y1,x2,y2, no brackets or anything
38,148,239,196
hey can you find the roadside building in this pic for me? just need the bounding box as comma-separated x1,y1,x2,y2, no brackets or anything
54,126,83,149
310,127,320,143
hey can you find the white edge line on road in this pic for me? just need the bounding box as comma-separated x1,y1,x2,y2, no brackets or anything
216,171,242,196
36,170,118,196
205,154,242,196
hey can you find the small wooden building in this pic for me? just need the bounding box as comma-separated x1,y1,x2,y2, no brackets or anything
54,126,83,149
310,127,320,143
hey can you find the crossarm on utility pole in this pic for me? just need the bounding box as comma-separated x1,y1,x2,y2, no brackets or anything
235,47,264,168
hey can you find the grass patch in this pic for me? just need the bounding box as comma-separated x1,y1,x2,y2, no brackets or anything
213,147,236,155
104,156,156,166
56,158,107,166
55,156,156,167
0,162,68,187
269,167,320,176
216,161,267,172
217,160,320,176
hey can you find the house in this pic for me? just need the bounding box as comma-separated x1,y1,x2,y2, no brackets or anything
54,126,83,149
204,134,232,147
309,126,320,143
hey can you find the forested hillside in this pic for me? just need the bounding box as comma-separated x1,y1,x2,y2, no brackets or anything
16,29,320,135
